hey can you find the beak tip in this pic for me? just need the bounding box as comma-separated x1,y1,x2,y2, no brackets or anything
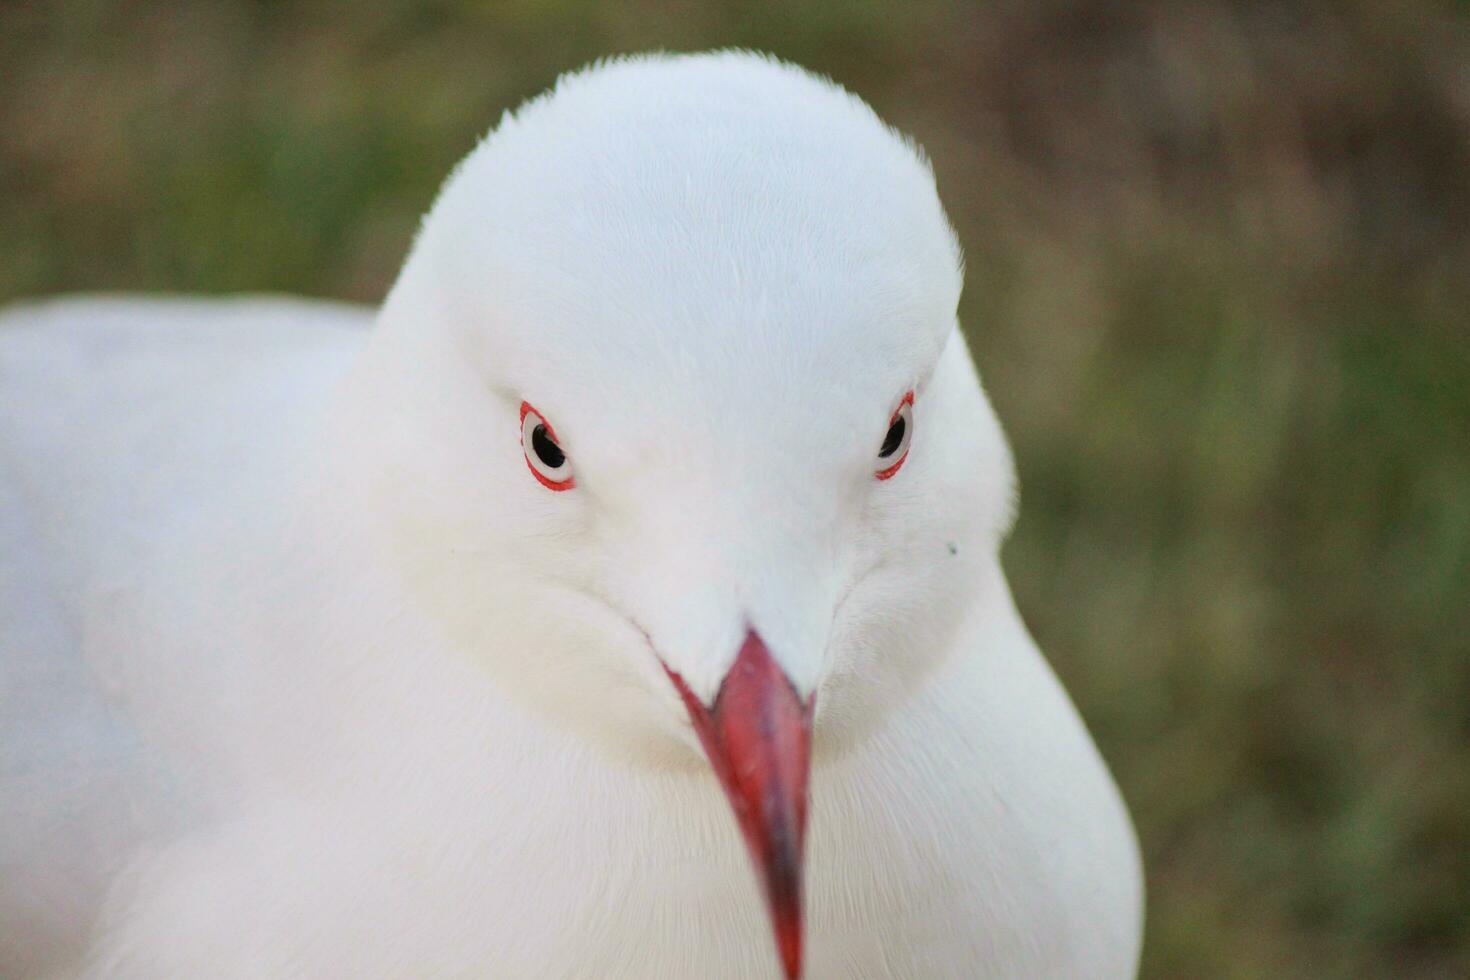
777,920,803,979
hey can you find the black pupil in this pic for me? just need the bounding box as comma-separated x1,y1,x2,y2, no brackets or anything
531,424,565,469
879,415,906,458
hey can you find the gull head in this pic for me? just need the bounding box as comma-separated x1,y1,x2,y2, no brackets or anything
351,51,1016,978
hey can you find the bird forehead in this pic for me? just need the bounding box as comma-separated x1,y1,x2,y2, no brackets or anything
523,333,901,474
423,54,961,381
434,149,958,378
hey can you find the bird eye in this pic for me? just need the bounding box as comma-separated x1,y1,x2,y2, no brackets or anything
875,391,914,480
520,402,575,490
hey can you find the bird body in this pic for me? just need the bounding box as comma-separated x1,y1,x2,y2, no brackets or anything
1,52,1142,978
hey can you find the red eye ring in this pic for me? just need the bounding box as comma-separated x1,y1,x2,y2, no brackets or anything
520,401,575,491
875,390,914,481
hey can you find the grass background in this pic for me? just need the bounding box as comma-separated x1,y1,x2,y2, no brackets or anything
3,1,1467,975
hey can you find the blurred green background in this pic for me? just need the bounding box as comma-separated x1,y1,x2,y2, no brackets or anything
3,1,1467,975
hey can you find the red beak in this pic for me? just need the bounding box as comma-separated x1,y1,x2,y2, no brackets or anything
665,631,814,980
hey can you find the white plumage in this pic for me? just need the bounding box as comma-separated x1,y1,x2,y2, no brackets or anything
0,52,1142,978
